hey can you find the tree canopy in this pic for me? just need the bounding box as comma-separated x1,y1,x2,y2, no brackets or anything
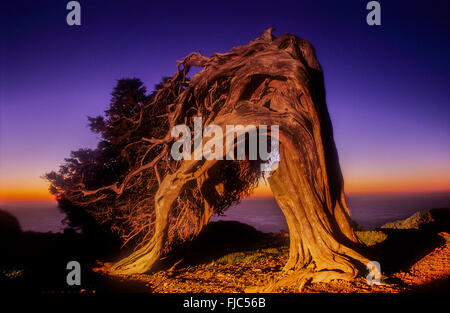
45,75,260,251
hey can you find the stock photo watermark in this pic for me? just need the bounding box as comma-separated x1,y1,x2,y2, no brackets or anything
170,117,280,171
66,260,81,286
66,1,382,27
366,1,381,26
66,1,81,26
366,261,382,286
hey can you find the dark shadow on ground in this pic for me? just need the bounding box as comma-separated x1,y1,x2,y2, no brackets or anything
410,276,450,293
1,208,448,293
368,229,445,274
0,210,286,293
0,209,130,293
157,221,288,270
365,208,450,274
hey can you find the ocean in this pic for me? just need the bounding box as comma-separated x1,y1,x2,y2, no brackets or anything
213,192,450,232
1,192,449,233
0,201,66,233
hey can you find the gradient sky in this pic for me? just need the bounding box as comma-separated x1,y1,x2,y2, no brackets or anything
1,0,449,201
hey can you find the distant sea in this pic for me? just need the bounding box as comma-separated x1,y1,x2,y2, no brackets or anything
1,192,449,233
213,192,450,232
0,201,66,233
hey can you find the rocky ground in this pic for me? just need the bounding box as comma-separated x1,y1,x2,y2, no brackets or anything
2,209,449,293
99,231,450,293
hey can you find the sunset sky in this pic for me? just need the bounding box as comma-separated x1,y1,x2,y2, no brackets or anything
1,0,449,202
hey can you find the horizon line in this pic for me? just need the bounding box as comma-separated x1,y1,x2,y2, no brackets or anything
1,188,449,203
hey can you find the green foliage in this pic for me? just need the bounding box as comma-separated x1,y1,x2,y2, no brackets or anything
45,74,261,250
356,230,387,246
214,247,284,265
44,78,156,239
1,268,24,279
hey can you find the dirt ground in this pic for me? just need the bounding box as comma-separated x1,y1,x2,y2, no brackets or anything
2,215,449,294
101,233,450,293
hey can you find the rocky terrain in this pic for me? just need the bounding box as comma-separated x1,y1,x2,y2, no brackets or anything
1,208,449,293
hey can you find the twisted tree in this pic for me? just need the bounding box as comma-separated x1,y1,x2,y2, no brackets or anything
46,29,370,289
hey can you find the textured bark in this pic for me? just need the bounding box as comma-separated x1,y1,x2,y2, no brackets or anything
94,29,370,288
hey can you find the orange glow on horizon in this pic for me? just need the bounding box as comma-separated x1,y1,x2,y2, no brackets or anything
0,192,54,203
1,173,449,202
344,171,450,195
0,181,54,202
250,174,450,198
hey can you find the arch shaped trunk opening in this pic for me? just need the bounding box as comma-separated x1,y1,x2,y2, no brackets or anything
106,127,369,290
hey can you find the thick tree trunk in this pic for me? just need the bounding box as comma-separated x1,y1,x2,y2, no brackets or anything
264,144,369,290
107,171,178,274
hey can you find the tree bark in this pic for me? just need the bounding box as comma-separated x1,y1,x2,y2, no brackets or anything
264,144,369,290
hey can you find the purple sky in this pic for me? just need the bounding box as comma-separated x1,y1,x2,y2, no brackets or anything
1,0,449,200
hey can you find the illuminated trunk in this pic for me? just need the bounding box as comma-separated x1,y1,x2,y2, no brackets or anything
265,144,369,289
